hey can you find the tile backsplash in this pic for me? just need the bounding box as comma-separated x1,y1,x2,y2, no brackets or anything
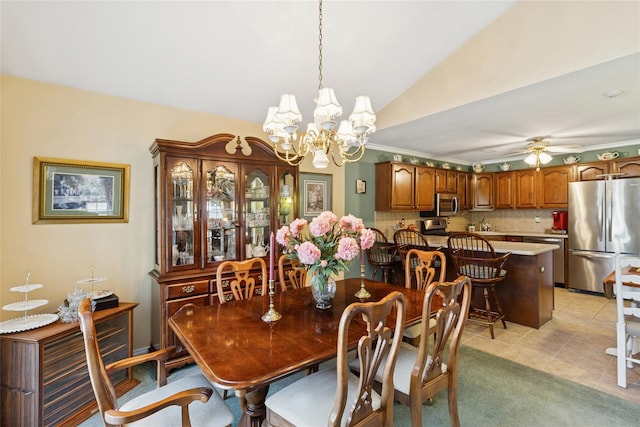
374,208,558,237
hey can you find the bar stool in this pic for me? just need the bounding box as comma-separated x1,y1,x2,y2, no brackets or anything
448,232,510,339
366,228,397,283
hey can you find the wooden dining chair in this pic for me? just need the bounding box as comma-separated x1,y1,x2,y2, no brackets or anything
402,249,446,346
216,257,267,303
278,254,308,291
611,253,640,388
366,228,398,283
78,299,234,427
351,276,471,427
448,232,510,339
264,291,406,427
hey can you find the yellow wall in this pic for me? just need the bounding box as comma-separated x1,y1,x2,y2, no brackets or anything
0,75,344,350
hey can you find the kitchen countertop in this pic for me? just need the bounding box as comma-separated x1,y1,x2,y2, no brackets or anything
449,231,568,239
427,235,560,256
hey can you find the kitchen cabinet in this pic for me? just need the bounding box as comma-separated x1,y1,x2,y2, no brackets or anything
494,171,515,209
435,169,457,193
515,169,537,208
457,172,472,210
375,162,435,211
0,303,138,427
575,161,609,181
149,133,298,371
536,165,574,208
472,173,494,210
613,156,640,177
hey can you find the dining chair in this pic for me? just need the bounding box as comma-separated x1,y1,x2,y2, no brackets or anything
350,276,471,427
448,232,510,339
394,228,432,284
216,257,267,303
366,228,398,283
78,299,234,427
264,291,406,427
278,254,308,291
611,253,640,388
402,248,446,346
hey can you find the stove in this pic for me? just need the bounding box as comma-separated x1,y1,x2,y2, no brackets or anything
420,217,448,236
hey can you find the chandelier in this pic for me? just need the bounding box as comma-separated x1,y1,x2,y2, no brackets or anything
524,139,553,171
263,0,376,168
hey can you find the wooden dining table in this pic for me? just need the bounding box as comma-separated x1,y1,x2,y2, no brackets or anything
169,278,427,426
602,265,640,299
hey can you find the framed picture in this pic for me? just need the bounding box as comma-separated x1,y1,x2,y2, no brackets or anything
33,157,130,224
300,172,332,220
356,179,366,194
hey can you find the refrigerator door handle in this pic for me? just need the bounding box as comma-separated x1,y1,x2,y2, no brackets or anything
571,250,615,259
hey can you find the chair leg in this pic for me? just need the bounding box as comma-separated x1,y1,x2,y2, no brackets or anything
489,286,507,329
447,382,460,427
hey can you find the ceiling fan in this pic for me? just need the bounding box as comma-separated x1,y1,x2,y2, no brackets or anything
511,136,583,170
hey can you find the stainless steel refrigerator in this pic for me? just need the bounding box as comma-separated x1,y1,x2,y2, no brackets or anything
568,177,640,293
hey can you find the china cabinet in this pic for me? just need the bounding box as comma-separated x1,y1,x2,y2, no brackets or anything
149,133,298,371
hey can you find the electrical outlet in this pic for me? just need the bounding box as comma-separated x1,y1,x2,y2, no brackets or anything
535,215,541,223
446,217,451,225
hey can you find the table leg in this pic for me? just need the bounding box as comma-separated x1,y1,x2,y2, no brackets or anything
239,385,269,427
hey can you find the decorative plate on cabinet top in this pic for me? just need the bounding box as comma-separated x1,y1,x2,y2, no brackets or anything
0,313,59,334
9,283,44,293
88,290,114,300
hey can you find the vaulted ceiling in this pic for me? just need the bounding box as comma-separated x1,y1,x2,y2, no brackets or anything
2,1,639,164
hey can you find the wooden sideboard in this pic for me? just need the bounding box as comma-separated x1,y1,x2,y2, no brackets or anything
0,302,139,427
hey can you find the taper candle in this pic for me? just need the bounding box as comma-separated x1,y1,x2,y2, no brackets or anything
361,248,365,267
269,231,275,281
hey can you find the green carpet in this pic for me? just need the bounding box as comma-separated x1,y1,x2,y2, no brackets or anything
79,346,640,426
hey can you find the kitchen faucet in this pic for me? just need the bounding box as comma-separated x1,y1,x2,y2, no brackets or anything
480,218,491,231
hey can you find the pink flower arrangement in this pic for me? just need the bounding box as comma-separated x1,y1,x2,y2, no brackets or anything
276,211,375,281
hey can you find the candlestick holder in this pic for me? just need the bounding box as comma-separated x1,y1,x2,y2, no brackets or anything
354,264,371,299
262,279,282,322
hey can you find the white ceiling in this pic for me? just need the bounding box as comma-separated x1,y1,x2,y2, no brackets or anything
2,1,639,164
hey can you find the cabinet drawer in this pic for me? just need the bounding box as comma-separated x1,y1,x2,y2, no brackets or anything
166,280,209,300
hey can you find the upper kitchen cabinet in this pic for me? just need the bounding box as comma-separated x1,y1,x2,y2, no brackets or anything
435,169,457,193
494,171,515,209
613,156,640,178
457,172,472,210
375,162,435,211
514,169,537,208
575,162,609,181
536,165,574,208
472,173,494,210
150,134,298,278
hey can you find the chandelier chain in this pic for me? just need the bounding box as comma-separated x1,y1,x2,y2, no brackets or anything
318,0,323,91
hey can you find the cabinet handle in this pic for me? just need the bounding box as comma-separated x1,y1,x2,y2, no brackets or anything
540,266,545,273
181,285,196,294
222,280,230,289
224,294,233,302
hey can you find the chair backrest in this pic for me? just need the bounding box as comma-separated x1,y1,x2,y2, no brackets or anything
447,232,496,258
278,254,308,291
216,257,267,303
78,298,122,419
414,276,471,398
331,291,406,427
370,227,389,243
404,249,446,291
394,229,429,268
615,254,640,319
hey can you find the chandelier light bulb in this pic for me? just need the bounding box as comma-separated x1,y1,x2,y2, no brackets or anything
312,149,330,168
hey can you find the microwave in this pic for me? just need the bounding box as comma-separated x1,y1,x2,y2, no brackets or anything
421,193,459,217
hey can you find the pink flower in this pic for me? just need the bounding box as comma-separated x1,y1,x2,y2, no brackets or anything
310,216,333,237
335,237,359,261
297,241,321,265
289,219,307,238
359,228,375,250
276,226,290,246
320,260,328,268
340,214,364,232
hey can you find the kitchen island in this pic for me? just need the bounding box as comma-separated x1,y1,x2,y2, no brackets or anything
427,236,559,329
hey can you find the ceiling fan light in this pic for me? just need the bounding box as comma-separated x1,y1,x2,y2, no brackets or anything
524,153,538,166
539,152,553,164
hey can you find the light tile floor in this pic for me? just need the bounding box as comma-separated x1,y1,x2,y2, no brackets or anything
461,287,640,404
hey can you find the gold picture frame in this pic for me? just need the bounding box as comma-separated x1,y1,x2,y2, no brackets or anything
33,157,130,224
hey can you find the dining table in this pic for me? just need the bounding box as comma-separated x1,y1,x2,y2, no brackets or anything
602,265,640,299
169,277,428,427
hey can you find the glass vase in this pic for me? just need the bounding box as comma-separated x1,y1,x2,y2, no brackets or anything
311,273,337,310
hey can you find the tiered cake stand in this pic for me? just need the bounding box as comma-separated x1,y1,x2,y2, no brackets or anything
76,275,111,300
0,274,59,334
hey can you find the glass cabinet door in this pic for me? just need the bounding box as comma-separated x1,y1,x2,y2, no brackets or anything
278,170,296,227
168,158,196,268
204,162,238,264
244,167,271,259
